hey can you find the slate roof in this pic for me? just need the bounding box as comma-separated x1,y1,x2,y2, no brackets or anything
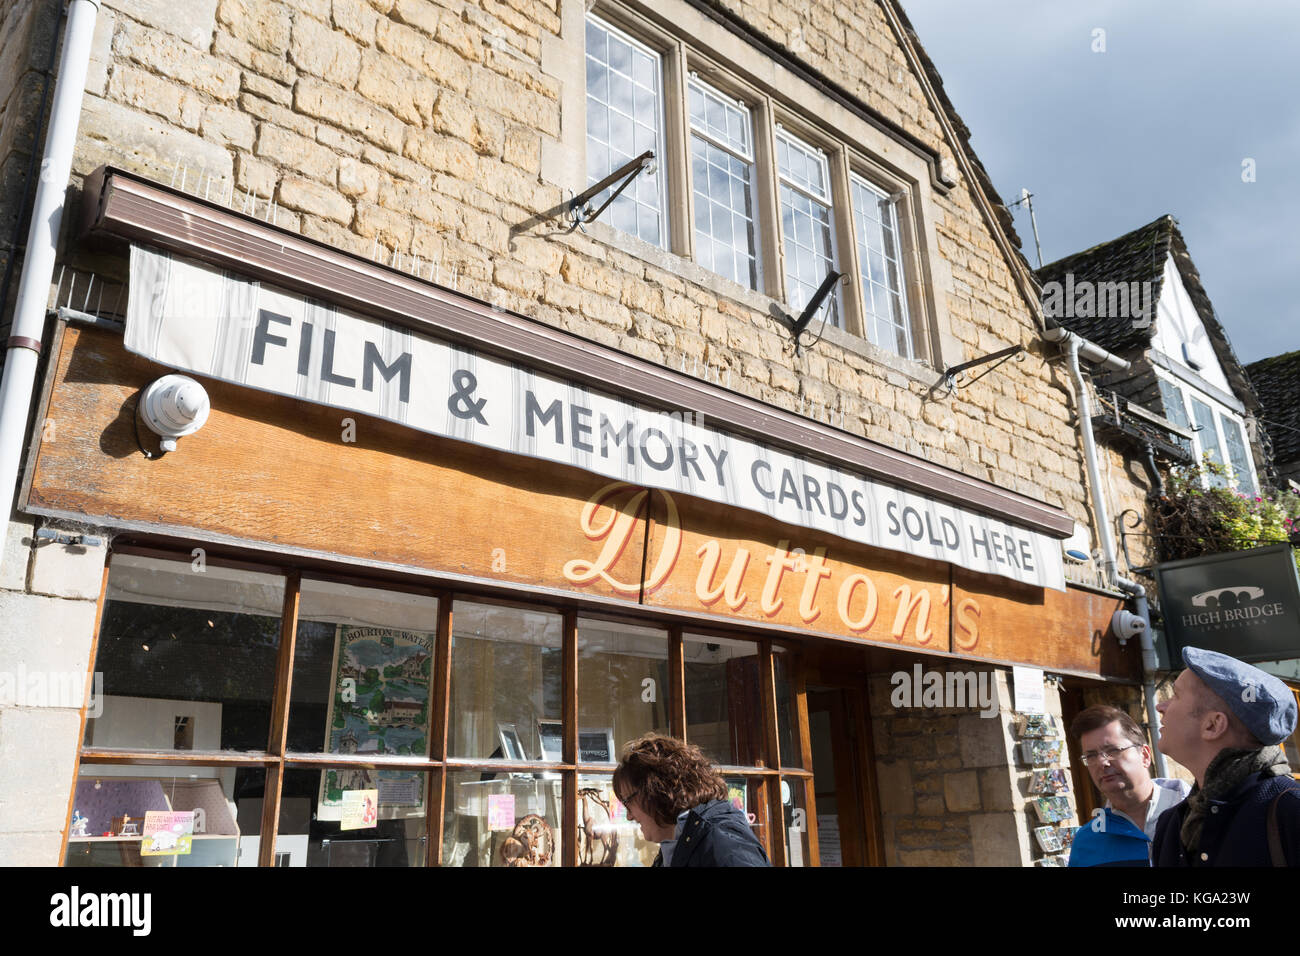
1034,215,1261,418
1035,215,1173,354
1245,350,1300,468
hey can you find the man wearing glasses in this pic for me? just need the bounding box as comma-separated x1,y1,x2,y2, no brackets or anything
1066,705,1190,866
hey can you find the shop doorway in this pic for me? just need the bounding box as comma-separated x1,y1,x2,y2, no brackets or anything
806,684,883,866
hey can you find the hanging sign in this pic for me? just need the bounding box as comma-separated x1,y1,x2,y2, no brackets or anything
1156,544,1300,662
124,245,1065,589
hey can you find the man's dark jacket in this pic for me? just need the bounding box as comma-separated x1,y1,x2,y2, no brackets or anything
652,799,771,867
1151,771,1300,866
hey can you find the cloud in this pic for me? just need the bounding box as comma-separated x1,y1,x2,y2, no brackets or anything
900,0,1300,362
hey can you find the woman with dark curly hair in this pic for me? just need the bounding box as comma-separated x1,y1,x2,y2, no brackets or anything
612,733,771,867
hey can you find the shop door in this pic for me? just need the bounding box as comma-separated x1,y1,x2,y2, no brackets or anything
807,686,880,866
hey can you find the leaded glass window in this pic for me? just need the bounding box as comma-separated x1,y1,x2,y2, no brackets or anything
688,78,758,290
776,129,838,327
585,15,666,246
851,174,910,357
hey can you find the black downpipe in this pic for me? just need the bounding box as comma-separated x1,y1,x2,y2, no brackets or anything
1141,442,1164,499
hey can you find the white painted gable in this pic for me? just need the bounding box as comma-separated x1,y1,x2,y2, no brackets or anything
1150,254,1233,393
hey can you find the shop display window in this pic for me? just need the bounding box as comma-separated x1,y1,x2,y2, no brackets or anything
71,550,818,865
577,618,671,761
442,771,561,867
86,554,286,753
65,765,265,867
683,634,764,766
287,579,440,819
276,768,428,867
448,601,563,761
574,773,658,866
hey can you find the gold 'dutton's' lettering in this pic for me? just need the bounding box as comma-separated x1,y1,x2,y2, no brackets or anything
891,585,934,644
563,482,681,594
836,573,879,633
761,540,799,616
798,548,832,624
695,540,750,610
953,597,981,650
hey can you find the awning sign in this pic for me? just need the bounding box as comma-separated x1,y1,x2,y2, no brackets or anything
125,245,1066,589
1156,544,1300,662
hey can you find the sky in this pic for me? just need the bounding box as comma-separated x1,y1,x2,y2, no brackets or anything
899,0,1300,365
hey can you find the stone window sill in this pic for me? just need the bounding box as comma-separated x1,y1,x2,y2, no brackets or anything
587,220,940,389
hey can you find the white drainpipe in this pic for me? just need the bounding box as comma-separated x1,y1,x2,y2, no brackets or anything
0,0,99,582
1044,325,1168,776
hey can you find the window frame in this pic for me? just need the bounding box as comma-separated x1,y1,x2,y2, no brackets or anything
773,119,845,329
584,12,674,249
1216,411,1256,497
850,170,915,359
685,72,764,293
580,3,934,363
1155,368,1259,494
68,544,816,867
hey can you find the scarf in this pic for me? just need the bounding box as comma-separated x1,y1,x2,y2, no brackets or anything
1179,746,1291,857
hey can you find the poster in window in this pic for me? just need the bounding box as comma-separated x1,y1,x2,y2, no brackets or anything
141,811,194,856
318,625,433,821
339,789,379,831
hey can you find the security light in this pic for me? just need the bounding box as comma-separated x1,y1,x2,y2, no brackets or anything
138,374,210,453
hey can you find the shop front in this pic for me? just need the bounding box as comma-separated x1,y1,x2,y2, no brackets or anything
24,169,1139,867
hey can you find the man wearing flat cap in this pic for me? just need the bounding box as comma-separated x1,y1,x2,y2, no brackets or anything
1151,647,1300,866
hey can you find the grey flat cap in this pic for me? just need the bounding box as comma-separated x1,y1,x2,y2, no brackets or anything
1182,647,1298,746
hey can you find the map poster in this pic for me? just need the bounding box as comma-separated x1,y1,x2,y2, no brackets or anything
318,625,435,821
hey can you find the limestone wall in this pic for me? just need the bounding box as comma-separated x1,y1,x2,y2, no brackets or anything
868,666,1077,866
0,515,107,864
44,0,1096,525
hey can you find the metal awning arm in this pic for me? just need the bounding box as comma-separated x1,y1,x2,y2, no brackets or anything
568,151,655,227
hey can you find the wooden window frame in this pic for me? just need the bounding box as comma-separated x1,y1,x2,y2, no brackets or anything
68,545,817,866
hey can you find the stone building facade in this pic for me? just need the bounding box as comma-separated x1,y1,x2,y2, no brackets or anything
0,0,1151,866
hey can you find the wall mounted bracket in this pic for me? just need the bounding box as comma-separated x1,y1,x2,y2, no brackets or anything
567,151,655,231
